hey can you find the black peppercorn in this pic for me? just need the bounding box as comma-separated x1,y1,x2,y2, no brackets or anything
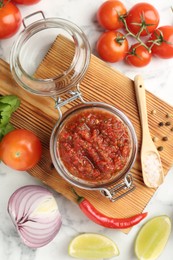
158,122,164,127
165,121,171,126
162,136,168,141
157,146,163,151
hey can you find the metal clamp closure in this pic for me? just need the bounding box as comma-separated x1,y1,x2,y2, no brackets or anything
55,84,84,109
53,84,85,118
100,174,135,202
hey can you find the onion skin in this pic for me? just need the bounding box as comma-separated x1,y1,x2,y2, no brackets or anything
7,185,62,248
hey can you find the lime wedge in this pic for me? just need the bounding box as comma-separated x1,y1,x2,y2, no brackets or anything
68,233,119,259
135,215,171,260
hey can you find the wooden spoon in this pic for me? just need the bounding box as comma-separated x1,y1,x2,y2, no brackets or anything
134,75,164,188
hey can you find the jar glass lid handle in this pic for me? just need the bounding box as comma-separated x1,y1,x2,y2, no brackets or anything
22,11,46,29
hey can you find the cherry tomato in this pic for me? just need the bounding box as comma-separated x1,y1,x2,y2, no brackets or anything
0,1,21,39
96,31,128,63
0,129,42,171
126,3,159,36
125,43,152,67
97,0,127,30
148,26,173,59
12,0,41,4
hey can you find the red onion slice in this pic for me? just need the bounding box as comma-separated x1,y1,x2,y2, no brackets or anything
8,185,62,248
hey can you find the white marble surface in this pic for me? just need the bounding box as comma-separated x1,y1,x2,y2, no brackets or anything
0,0,173,259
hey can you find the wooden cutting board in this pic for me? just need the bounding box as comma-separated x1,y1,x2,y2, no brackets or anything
1,35,173,232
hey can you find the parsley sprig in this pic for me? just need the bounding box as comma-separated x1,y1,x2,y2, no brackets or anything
0,95,20,141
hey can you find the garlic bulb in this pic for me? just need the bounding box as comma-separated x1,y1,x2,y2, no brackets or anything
8,185,62,248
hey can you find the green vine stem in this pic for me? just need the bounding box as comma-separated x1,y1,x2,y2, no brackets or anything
0,0,11,8
120,16,152,53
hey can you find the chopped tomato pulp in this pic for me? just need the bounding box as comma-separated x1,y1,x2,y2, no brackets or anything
57,108,131,183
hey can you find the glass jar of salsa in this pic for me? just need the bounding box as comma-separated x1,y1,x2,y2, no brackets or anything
10,12,138,202
50,100,137,201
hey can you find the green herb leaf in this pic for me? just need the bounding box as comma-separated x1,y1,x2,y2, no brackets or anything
0,95,20,141
0,95,20,112
0,123,14,141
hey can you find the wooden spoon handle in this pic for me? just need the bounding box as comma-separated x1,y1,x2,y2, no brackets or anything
134,75,150,135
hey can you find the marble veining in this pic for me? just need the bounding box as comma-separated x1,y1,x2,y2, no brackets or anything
1,0,173,259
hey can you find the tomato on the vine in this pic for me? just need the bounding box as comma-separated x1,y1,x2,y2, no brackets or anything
125,43,152,67
96,31,128,63
97,0,127,30
12,0,41,5
0,0,21,39
126,3,159,36
148,26,173,59
0,129,42,171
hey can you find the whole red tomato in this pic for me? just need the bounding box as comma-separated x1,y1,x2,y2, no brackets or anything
97,0,127,30
0,0,21,39
148,26,173,59
96,31,128,62
0,129,42,171
126,3,159,36
12,0,41,4
125,43,152,67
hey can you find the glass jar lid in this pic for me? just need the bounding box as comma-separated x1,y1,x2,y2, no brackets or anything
10,11,91,97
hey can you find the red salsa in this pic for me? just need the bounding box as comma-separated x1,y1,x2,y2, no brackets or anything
57,108,131,183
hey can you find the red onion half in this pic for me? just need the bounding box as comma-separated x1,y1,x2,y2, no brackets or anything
7,185,62,248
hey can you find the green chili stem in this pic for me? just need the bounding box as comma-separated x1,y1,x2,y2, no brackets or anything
71,187,84,204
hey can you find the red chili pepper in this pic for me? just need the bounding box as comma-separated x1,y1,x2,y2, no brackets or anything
73,189,148,229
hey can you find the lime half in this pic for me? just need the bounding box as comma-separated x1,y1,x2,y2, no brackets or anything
68,233,119,259
135,215,171,260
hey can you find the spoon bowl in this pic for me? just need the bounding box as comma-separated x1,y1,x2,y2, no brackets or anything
134,75,164,188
